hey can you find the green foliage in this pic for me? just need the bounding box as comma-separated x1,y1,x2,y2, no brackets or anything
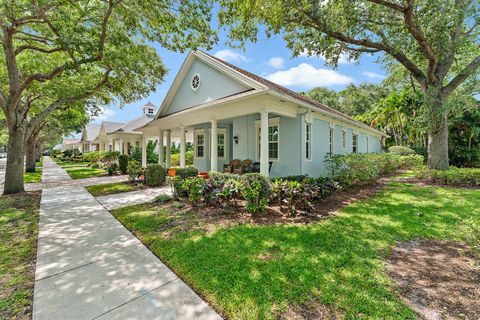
416,167,480,187
388,146,416,156
170,150,194,166
0,193,39,319
112,183,480,319
130,141,159,165
154,194,173,203
144,164,166,186
127,160,142,182
325,153,422,187
107,163,118,176
167,176,185,198
83,151,119,164
83,151,103,163
181,177,206,205
118,155,129,174
240,173,271,213
175,167,199,179
271,176,338,215
86,182,135,197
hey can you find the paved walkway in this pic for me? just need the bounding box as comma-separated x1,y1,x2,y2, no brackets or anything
97,186,172,210
33,157,221,320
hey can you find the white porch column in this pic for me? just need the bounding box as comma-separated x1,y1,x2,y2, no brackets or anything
260,110,269,176
158,129,164,165
89,143,92,152
210,119,218,172
119,138,124,154
165,130,171,168
141,136,147,167
179,126,186,168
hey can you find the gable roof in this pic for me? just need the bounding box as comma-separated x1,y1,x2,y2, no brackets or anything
154,50,384,136
83,124,101,141
201,51,384,135
102,121,125,133
114,114,154,133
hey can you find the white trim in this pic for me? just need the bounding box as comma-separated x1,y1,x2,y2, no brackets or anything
352,133,359,153
255,117,280,161
191,73,201,92
342,128,347,149
208,128,228,160
305,122,312,161
194,129,206,159
329,126,334,155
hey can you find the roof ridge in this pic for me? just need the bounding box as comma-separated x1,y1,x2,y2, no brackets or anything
201,51,383,135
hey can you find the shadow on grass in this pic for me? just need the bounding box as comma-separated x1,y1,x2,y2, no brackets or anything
112,183,480,319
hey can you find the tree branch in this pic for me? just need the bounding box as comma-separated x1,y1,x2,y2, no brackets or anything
15,45,66,55
301,10,427,85
366,0,405,12
28,69,111,132
442,56,480,96
403,0,438,79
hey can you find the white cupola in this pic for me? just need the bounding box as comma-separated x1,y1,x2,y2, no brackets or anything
142,101,157,116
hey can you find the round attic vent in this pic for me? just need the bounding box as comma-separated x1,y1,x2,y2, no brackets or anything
191,73,200,92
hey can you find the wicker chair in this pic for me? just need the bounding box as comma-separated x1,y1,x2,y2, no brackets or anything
223,159,241,173
233,159,252,174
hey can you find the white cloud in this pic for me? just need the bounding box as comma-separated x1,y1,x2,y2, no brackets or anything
213,49,248,63
266,63,353,88
362,71,386,79
266,57,285,69
300,50,352,64
93,107,116,121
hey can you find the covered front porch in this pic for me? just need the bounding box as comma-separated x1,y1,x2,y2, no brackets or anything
137,94,299,177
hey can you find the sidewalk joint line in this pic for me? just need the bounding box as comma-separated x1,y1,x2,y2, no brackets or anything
35,260,98,282
90,278,179,320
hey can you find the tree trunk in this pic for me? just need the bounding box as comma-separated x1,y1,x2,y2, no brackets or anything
426,88,449,170
3,124,27,195
25,135,37,173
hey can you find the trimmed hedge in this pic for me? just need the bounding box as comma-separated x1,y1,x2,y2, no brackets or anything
416,167,480,187
388,146,416,156
175,166,198,179
145,164,166,186
118,155,129,174
326,153,423,187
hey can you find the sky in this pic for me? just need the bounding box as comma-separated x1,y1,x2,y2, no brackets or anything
85,20,388,132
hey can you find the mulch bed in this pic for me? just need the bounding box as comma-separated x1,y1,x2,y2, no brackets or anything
385,240,480,320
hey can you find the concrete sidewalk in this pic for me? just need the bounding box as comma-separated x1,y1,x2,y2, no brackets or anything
33,157,221,320
96,185,172,210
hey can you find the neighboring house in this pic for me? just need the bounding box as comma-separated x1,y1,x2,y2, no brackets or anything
79,103,158,155
138,50,386,177
80,124,101,153
61,139,81,152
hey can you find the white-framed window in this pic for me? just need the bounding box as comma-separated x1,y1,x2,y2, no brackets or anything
352,134,358,153
255,118,280,161
195,129,205,158
329,127,334,155
342,129,346,149
209,128,227,159
305,122,312,160
191,73,201,91
108,144,112,152
147,108,154,115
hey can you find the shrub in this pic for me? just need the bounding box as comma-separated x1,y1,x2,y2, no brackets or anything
107,163,118,176
271,176,338,215
388,146,416,156
325,153,411,187
167,176,184,197
399,155,424,168
102,151,120,163
63,149,74,157
272,174,309,182
127,160,142,182
83,151,103,163
170,150,194,166
416,167,480,187
144,164,166,186
90,161,101,169
155,194,172,203
175,166,198,179
118,155,129,174
208,171,241,188
217,178,242,206
240,173,271,213
181,177,206,205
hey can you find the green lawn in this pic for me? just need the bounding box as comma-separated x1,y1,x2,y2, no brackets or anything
64,166,107,179
86,182,145,197
111,182,480,319
24,168,42,183
52,157,89,167
0,192,40,320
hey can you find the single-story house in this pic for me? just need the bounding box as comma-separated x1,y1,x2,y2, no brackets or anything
137,51,386,177
79,103,163,155
80,124,101,153
61,139,82,152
